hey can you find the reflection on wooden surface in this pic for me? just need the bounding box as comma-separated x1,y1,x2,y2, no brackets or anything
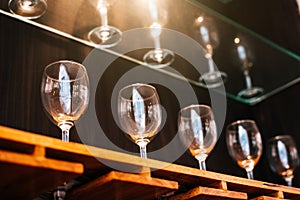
1,125,300,199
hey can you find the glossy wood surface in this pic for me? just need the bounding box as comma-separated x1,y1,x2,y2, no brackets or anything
68,171,178,200
1,126,300,199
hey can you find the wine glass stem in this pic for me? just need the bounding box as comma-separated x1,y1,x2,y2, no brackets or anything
198,160,206,170
208,57,215,73
62,129,70,142
100,6,108,27
244,70,253,89
137,140,149,158
284,176,293,186
54,185,66,200
139,145,147,158
246,170,254,180
153,36,161,50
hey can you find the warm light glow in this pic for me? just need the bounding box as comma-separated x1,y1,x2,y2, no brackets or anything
150,22,161,29
21,0,34,11
97,0,104,9
148,0,158,21
234,37,240,44
97,0,110,10
296,0,300,15
197,16,204,23
99,6,107,15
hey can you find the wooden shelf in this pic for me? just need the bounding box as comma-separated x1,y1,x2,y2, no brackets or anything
0,128,84,199
1,125,300,199
68,171,178,200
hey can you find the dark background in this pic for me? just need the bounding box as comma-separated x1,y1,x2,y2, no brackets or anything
0,0,300,192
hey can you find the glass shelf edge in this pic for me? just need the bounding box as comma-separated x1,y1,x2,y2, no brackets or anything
1,8,297,106
0,8,230,100
185,0,300,62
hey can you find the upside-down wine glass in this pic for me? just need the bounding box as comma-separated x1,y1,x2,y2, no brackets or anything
8,0,47,19
178,105,218,170
41,60,89,142
267,135,299,186
118,83,162,158
234,37,263,98
195,16,227,88
143,0,175,68
226,120,263,179
88,0,122,48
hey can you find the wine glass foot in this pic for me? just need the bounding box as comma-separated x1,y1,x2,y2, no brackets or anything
143,48,175,69
8,0,47,19
88,25,122,48
237,87,263,98
198,71,227,88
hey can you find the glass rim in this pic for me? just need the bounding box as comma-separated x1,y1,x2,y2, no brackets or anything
268,134,294,142
226,119,256,129
118,83,158,102
44,60,87,82
178,104,213,119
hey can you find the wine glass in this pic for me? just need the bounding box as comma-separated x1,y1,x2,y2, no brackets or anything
8,0,47,19
234,37,263,98
118,83,162,158
143,0,175,68
41,60,89,142
88,0,122,48
266,135,299,186
195,16,227,88
178,105,217,170
226,120,263,179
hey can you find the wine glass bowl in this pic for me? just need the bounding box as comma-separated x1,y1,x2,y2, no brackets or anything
88,0,122,48
226,120,263,179
41,60,89,142
8,0,47,19
118,83,162,158
266,135,299,186
178,104,217,170
195,16,227,88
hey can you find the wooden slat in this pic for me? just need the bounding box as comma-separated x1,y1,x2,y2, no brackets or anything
0,149,83,173
267,191,285,199
209,180,228,190
0,126,164,172
68,171,178,200
169,186,247,200
0,149,83,199
151,164,300,199
250,196,285,200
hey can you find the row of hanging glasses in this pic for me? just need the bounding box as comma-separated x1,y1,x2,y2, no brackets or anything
40,60,299,186
8,0,264,99
180,107,299,186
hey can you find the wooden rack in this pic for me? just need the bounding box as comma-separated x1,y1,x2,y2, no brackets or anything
0,125,300,199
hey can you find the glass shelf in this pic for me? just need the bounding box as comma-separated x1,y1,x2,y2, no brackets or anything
0,0,299,105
